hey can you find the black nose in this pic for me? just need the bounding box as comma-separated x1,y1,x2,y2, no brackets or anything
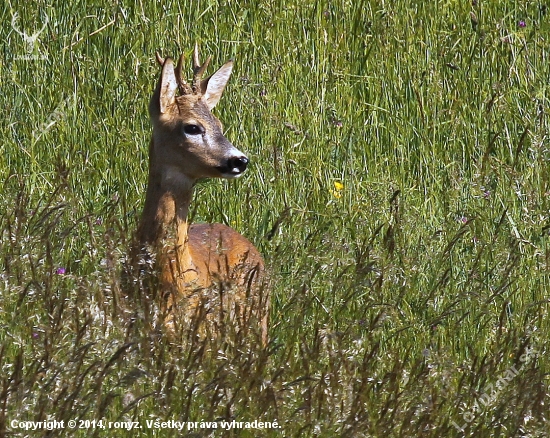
228,156,249,173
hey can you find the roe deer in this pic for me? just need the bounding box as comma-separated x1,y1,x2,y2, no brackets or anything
131,45,268,343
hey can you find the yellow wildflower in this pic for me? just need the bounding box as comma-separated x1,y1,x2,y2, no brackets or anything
330,181,344,198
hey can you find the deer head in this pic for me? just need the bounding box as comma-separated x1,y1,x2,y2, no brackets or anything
11,12,49,54
149,44,248,190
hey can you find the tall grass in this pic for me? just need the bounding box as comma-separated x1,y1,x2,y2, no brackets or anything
1,0,549,436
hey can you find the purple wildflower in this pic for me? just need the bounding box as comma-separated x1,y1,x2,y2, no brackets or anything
518,20,526,28
55,267,66,275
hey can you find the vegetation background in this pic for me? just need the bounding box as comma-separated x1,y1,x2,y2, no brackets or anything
1,0,549,436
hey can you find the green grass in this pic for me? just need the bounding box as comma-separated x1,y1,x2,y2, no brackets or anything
1,0,549,436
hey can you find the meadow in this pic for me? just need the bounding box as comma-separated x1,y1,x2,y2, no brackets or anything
1,0,549,436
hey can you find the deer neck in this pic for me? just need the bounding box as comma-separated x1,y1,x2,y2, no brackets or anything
137,138,195,272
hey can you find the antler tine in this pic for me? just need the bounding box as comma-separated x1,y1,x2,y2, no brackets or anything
193,42,200,70
191,43,211,92
155,52,165,66
175,53,192,94
193,56,211,89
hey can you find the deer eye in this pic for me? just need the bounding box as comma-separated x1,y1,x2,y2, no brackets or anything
182,124,204,135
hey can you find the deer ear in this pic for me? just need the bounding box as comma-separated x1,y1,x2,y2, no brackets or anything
158,58,178,114
201,60,233,110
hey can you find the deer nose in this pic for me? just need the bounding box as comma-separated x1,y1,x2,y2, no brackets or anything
228,156,249,173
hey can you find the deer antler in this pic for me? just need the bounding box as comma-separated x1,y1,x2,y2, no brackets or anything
175,54,193,95
11,13,25,37
155,52,165,66
11,12,49,39
156,52,193,95
192,43,211,94
30,14,49,39
156,45,211,95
